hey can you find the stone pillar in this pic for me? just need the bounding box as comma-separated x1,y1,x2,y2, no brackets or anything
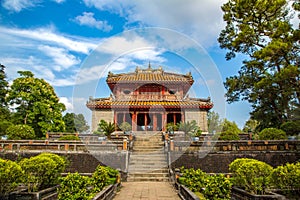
123,112,126,123
114,111,117,129
181,111,185,123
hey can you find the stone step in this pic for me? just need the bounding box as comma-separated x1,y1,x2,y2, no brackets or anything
129,157,166,162
128,166,167,172
127,176,169,182
129,162,168,166
129,168,169,172
128,172,169,178
133,146,163,150
134,141,164,145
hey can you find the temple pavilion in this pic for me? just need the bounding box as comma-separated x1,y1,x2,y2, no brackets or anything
87,65,213,132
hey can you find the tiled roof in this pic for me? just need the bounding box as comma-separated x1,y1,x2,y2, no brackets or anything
87,98,213,110
106,66,193,84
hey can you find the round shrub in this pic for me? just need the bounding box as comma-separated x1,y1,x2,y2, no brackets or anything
20,153,66,191
229,158,258,174
259,128,286,140
234,160,273,194
58,135,80,141
280,121,300,136
58,172,94,200
0,159,24,195
270,162,300,191
6,124,35,140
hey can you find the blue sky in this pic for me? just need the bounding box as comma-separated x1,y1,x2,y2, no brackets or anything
0,0,253,129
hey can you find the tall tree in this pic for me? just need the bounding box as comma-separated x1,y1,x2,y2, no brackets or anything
0,64,12,135
63,113,89,133
218,0,300,130
0,64,8,106
207,111,222,133
7,71,66,138
243,119,260,133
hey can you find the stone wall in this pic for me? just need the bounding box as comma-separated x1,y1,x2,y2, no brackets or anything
169,140,300,173
0,151,128,173
184,110,208,131
92,109,114,131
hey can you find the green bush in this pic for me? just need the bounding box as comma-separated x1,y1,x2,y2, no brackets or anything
233,159,273,194
58,165,119,199
58,172,94,200
259,128,287,140
280,121,300,136
6,124,35,140
219,131,240,140
20,153,66,191
179,167,207,192
0,159,24,195
270,162,300,191
202,174,232,200
229,158,258,174
59,134,80,141
179,167,232,199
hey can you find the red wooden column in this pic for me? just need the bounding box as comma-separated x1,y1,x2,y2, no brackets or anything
144,113,147,131
162,112,166,131
153,113,157,131
181,111,185,123
132,112,137,131
173,113,176,125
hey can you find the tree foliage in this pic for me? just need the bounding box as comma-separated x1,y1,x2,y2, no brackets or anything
207,111,222,133
0,64,8,107
219,119,241,140
243,119,260,133
63,113,89,133
6,124,35,140
7,71,66,138
219,0,300,130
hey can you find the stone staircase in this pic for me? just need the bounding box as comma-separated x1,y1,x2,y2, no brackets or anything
127,131,169,182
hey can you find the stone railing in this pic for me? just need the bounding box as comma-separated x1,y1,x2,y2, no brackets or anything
168,140,300,152
0,139,130,152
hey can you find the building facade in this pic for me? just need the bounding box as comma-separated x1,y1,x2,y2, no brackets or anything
87,65,213,132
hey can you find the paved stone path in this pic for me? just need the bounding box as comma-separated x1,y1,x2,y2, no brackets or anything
113,182,180,200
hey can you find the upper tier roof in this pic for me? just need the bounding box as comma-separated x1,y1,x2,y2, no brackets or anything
106,65,194,85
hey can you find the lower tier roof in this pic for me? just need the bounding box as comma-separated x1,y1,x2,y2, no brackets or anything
87,98,213,110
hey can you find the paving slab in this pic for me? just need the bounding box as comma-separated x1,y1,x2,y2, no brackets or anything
113,182,180,200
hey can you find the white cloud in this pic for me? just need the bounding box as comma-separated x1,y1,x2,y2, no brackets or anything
38,45,80,71
97,34,154,55
83,0,227,47
2,0,40,12
59,97,74,111
0,26,98,54
53,0,65,3
74,12,113,32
